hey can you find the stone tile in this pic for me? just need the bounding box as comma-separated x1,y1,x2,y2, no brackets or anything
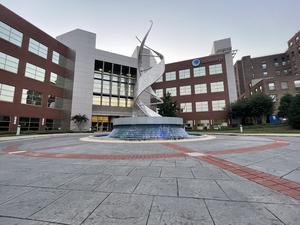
0,217,50,225
134,177,177,196
283,169,300,183
95,176,141,193
216,180,300,204
0,185,33,204
264,203,300,225
102,166,134,176
178,179,228,200
150,160,176,167
0,188,67,217
206,200,284,225
175,158,203,167
30,190,109,225
191,167,231,180
160,167,194,178
147,196,214,225
128,167,161,178
29,173,80,188
81,193,153,225
59,174,110,191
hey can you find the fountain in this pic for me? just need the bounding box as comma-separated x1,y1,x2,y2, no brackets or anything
106,22,190,140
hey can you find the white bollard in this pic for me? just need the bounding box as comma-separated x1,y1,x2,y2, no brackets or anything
16,125,21,136
240,124,243,133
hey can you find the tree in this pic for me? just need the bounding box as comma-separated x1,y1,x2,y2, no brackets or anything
71,114,89,131
278,93,294,118
229,98,250,125
157,93,178,117
248,93,274,124
288,94,300,129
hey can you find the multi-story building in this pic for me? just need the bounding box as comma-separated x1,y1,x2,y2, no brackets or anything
0,4,75,132
152,39,237,129
234,31,300,110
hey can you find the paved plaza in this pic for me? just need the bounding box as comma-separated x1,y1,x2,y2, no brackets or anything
0,134,300,225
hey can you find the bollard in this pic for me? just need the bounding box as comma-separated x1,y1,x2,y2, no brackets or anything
16,125,21,136
240,124,243,133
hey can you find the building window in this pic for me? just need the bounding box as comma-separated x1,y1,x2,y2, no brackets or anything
209,64,222,75
274,62,279,67
0,83,15,102
110,97,118,107
102,81,110,94
261,63,267,69
210,81,224,92
50,72,64,88
195,101,208,112
180,102,192,113
52,51,67,68
111,82,118,95
269,95,276,102
92,95,101,105
21,89,42,106
294,80,300,88
0,115,10,131
282,61,287,66
101,96,110,106
194,83,207,94
127,99,133,107
268,82,275,90
280,82,288,90
25,63,45,82
19,117,39,131
0,52,19,74
155,89,163,98
120,83,126,96
212,100,226,111
28,38,48,59
47,95,63,109
263,71,268,76
0,21,23,47
179,69,190,79
193,67,206,77
119,98,126,107
165,71,176,81
276,70,281,76
166,87,176,96
180,85,191,96
45,119,61,130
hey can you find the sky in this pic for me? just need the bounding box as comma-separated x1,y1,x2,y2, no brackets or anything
1,0,299,63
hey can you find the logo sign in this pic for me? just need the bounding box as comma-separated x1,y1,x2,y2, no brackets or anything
192,58,200,67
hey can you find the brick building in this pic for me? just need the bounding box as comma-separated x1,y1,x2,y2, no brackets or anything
234,31,300,111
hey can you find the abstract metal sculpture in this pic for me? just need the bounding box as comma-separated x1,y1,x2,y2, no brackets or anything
133,21,164,117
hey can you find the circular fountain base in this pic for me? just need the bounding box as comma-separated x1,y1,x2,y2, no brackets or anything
106,117,190,140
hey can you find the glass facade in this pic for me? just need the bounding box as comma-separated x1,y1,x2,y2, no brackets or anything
45,119,61,130
93,60,136,108
21,89,42,106
19,117,39,131
25,63,45,82
50,72,64,88
0,115,10,131
52,51,69,68
0,21,23,47
0,51,19,74
0,83,15,102
28,38,48,59
47,95,63,109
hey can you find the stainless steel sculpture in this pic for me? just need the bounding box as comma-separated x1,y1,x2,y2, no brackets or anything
133,21,164,117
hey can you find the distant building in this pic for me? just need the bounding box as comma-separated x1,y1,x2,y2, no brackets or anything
152,39,237,129
0,4,75,132
234,31,300,111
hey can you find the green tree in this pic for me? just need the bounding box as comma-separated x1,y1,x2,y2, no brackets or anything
157,93,178,117
71,114,89,131
278,93,294,118
248,93,274,124
229,98,250,125
288,94,300,129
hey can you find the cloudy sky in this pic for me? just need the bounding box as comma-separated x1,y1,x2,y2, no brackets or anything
1,0,299,63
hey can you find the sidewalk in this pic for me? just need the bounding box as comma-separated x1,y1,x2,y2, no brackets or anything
189,131,300,137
